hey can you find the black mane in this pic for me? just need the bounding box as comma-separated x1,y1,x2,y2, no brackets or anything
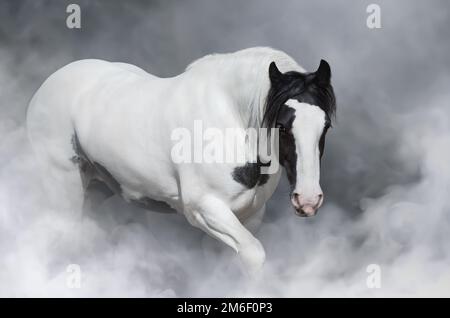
262,70,336,129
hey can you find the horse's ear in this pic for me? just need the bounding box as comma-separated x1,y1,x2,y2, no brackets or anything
315,59,331,85
269,61,283,84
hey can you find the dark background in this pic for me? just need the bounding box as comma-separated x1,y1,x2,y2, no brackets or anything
0,0,449,297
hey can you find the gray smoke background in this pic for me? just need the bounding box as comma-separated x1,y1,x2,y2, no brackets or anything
1,0,449,297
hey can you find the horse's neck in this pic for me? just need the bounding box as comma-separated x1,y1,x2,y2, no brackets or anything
218,61,270,129
187,52,303,129
206,61,270,128
186,58,271,129
207,60,282,168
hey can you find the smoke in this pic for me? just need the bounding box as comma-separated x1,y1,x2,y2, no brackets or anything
0,0,449,296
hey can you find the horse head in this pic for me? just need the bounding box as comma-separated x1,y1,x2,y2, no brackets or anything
263,59,336,217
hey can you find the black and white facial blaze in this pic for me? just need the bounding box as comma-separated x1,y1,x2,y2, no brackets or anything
264,59,336,217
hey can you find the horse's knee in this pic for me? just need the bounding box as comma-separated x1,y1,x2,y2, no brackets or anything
238,238,266,275
183,196,266,274
183,208,201,227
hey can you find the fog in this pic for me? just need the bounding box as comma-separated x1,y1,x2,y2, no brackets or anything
0,0,449,296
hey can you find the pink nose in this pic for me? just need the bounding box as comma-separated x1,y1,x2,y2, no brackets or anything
291,192,324,217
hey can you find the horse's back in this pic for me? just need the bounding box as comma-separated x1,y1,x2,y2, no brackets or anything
26,59,154,169
26,59,181,209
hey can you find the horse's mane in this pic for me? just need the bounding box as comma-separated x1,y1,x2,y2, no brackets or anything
262,71,336,130
186,47,300,73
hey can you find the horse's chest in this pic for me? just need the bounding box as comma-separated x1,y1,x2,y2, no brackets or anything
227,163,280,217
227,184,270,220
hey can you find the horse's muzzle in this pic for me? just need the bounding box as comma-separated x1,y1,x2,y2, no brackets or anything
294,205,317,217
291,192,323,217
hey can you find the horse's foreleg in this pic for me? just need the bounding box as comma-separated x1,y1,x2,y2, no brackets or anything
82,179,115,213
242,204,266,234
41,164,84,214
185,195,265,275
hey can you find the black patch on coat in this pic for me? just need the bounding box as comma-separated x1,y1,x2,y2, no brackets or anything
91,161,122,194
71,133,121,194
232,160,270,189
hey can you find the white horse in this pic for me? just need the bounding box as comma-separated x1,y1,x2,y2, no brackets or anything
26,47,336,274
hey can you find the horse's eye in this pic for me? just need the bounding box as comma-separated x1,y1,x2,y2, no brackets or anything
276,123,286,132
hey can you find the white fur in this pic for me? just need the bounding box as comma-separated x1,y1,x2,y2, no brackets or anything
26,47,314,274
286,100,325,205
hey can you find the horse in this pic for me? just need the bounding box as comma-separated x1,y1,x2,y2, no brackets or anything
26,47,336,274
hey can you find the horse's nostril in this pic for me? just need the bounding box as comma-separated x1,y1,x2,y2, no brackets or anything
291,192,301,209
317,193,324,207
